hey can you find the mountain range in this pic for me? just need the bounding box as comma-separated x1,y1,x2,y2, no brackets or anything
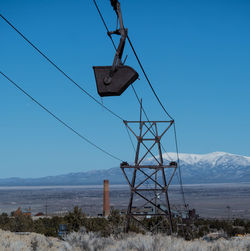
0,152,249,186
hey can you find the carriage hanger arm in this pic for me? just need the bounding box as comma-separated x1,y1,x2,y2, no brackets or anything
109,0,127,67
93,0,138,97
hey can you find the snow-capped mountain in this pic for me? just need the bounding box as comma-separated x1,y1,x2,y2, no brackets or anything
163,152,250,167
0,152,249,185
161,152,250,184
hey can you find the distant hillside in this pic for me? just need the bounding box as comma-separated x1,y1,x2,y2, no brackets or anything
162,151,250,184
0,152,249,186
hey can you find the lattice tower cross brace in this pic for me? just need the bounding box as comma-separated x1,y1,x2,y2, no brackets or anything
121,120,176,233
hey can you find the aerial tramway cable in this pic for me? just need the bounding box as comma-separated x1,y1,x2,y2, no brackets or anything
0,14,124,122
0,12,138,170
91,0,163,152
0,71,124,162
92,0,187,208
127,35,186,204
1,3,187,208
92,0,116,51
92,0,161,132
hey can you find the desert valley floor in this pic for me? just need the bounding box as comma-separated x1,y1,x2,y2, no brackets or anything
0,183,249,218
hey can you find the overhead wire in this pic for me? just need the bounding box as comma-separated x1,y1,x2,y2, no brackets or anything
92,0,117,50
91,0,152,123
94,0,187,210
126,35,174,121
132,84,175,165
173,122,187,207
126,23,187,211
91,0,187,209
0,71,124,162
91,0,159,140
0,13,124,122
91,0,155,155
125,125,136,153
91,0,174,160
1,2,187,208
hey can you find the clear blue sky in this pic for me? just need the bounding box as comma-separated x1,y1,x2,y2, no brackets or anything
1,0,249,178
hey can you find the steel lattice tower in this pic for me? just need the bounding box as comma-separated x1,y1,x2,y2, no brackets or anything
121,119,177,233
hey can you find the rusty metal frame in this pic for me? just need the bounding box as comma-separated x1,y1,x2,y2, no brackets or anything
121,120,176,233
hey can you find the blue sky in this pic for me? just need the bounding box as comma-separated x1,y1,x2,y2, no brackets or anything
0,0,249,178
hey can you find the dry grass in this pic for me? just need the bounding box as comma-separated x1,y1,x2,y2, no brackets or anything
0,229,250,251
65,232,250,251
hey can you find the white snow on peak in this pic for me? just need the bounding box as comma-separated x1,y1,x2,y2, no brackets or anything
161,152,250,166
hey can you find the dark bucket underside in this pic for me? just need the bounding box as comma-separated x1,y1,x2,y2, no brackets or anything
93,65,139,97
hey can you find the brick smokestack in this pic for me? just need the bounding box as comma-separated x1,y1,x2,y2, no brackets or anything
103,180,110,217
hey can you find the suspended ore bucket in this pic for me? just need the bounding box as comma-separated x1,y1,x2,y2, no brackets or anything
93,65,138,97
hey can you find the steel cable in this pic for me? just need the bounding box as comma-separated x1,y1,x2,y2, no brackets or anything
92,0,186,198
92,0,176,164
126,35,174,121
173,122,187,208
92,0,117,50
0,71,124,162
0,14,124,122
